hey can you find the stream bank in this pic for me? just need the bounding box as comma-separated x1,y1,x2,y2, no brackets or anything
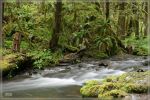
1,55,149,100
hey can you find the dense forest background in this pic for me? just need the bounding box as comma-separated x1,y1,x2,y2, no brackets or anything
1,0,150,99
1,0,149,76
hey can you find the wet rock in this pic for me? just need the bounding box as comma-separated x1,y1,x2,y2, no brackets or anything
32,70,38,74
57,63,71,66
98,62,108,67
137,69,145,72
143,56,147,59
65,66,71,70
78,64,83,68
142,60,150,66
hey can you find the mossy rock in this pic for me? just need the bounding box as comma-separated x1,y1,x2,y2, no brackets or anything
80,71,150,99
98,82,123,94
98,90,128,99
124,83,149,93
1,53,33,78
117,71,150,83
80,85,102,97
85,80,100,86
80,80,101,97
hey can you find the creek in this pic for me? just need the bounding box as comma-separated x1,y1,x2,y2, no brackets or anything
2,55,149,99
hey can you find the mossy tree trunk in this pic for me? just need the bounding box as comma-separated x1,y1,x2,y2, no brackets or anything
49,0,62,51
144,2,148,37
2,1,4,23
2,0,5,47
117,1,126,38
128,2,139,38
16,0,20,7
106,0,109,21
133,2,139,38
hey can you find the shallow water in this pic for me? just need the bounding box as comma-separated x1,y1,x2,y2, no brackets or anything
1,56,149,99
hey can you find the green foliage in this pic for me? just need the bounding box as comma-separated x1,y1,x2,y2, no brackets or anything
95,36,119,56
28,50,62,69
123,34,149,56
84,48,108,59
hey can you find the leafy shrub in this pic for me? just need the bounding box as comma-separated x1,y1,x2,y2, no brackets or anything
28,50,62,69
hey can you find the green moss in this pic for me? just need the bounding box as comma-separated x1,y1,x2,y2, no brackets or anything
117,71,150,83
124,83,149,93
102,76,117,82
80,80,101,97
98,90,128,99
85,80,100,86
80,71,150,99
1,53,33,78
80,85,93,97
98,82,122,94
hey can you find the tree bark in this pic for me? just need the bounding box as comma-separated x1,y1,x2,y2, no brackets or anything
12,32,21,52
16,0,20,8
2,0,5,47
144,2,148,36
2,2,4,23
132,2,139,38
49,0,62,51
128,2,139,37
106,0,109,21
117,2,126,38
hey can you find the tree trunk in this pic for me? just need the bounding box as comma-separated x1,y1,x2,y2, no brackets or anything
16,0,20,8
106,0,109,21
132,2,139,38
144,2,148,36
2,1,4,23
0,1,5,47
102,0,105,16
49,0,62,51
128,2,139,37
12,32,21,52
117,1,126,38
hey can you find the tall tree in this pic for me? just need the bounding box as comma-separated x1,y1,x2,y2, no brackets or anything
2,1,4,23
49,0,62,51
117,1,126,38
144,2,148,36
1,0,2,48
133,2,139,37
16,0,20,7
11,0,22,52
106,0,109,21
128,2,139,37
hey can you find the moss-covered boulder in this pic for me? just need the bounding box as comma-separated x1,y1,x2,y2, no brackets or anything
80,71,150,99
80,80,101,97
1,53,33,78
98,90,128,99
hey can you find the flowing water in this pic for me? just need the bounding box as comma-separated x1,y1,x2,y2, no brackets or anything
1,55,149,99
